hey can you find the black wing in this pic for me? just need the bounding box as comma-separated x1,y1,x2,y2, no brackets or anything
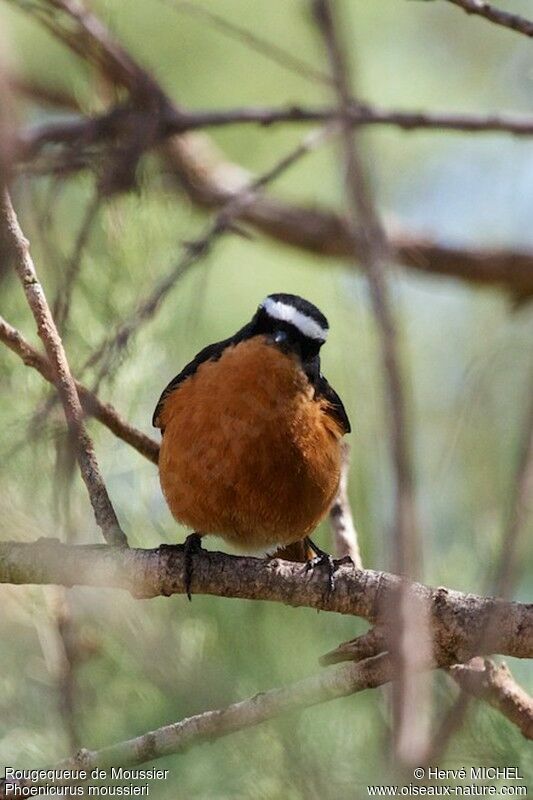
152,323,252,429
317,374,351,434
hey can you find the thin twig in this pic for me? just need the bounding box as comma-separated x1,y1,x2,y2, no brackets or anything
60,655,389,769
0,315,159,464
0,192,128,545
328,442,362,566
165,0,333,87
80,123,338,383
313,0,428,764
13,1,533,299
424,363,533,762
53,189,101,333
314,1,419,579
20,102,533,160
0,653,391,787
493,365,533,598
445,0,533,38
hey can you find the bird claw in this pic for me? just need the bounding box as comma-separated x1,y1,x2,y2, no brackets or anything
183,532,203,602
304,538,335,598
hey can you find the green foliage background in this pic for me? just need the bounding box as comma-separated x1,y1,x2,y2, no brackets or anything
0,0,532,796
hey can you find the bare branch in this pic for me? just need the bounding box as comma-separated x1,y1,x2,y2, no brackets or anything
0,654,391,786
445,0,533,38
60,655,390,769
52,190,101,333
313,0,428,763
12,1,533,299
320,627,386,666
19,102,533,162
316,0,419,576
164,129,533,299
0,539,532,665
450,658,533,740
0,315,159,464
424,363,533,761
8,2,533,300
0,192,128,545
328,443,362,566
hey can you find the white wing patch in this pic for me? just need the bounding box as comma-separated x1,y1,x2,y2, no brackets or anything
262,298,328,341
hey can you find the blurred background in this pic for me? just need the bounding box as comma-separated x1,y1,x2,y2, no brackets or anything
0,0,532,796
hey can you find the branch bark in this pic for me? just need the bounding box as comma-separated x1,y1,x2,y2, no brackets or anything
0,192,128,545
0,539,531,666
449,658,533,740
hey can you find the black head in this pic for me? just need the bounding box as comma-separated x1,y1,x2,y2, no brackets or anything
249,293,329,363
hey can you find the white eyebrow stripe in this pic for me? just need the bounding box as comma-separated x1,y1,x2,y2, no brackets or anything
262,298,328,341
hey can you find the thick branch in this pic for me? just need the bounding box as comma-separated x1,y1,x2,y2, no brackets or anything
164,132,533,299
0,192,127,545
0,315,159,464
0,539,531,666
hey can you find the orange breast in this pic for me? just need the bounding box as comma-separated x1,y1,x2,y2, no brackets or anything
158,337,343,551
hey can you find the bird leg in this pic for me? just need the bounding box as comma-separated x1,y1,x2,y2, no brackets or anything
183,532,204,601
183,531,203,601
304,536,335,597
156,534,204,599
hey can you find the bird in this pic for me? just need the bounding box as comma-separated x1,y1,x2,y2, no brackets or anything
152,293,351,598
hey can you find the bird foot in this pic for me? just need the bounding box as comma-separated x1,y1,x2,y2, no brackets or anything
304,537,335,598
183,532,203,601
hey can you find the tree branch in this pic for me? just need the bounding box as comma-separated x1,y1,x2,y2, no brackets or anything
63,654,390,768
10,2,533,298
0,539,531,665
0,193,128,545
314,0,431,763
0,315,159,464
449,658,533,740
445,0,533,38
328,443,362,566
19,102,533,161
0,653,391,790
